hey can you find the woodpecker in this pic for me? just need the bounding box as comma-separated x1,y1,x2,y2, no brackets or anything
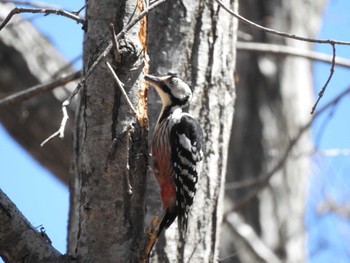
145,73,203,238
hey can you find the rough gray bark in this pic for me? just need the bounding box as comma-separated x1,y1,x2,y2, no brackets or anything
147,0,237,262
68,1,148,262
222,0,326,262
0,2,77,184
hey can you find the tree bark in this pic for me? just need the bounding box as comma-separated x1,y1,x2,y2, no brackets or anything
68,1,148,262
222,0,326,262
147,0,237,262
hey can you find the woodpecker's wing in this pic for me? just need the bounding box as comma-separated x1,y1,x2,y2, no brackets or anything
170,114,203,236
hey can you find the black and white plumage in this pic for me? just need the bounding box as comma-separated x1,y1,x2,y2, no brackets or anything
145,73,203,239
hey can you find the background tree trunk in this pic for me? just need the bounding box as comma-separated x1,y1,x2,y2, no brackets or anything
147,0,237,262
221,0,327,262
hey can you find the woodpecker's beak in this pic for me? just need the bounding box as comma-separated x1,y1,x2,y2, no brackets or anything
144,73,161,85
144,73,172,106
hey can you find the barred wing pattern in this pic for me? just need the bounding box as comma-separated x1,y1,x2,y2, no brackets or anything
170,114,203,238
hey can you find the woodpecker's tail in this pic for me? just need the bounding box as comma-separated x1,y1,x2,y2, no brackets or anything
157,208,177,237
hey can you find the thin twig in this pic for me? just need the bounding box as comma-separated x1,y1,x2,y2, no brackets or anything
72,3,87,16
0,7,85,31
229,85,350,211
311,43,336,114
216,0,350,45
106,61,137,114
40,99,69,146
0,71,81,107
237,42,350,68
109,23,118,52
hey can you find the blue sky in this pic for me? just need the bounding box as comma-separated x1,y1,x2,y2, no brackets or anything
307,0,350,261
0,0,84,255
0,0,350,261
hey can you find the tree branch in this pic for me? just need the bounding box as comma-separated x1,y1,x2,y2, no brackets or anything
237,41,350,68
0,6,85,31
106,61,137,115
311,43,336,114
216,0,350,45
221,212,282,263
216,0,345,111
0,188,70,263
228,85,350,210
0,70,81,107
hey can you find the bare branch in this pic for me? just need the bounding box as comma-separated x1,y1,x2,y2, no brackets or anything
0,6,85,31
216,1,344,112
237,42,350,68
311,43,336,114
229,85,350,210
106,61,137,115
216,0,350,45
221,212,282,263
0,70,81,107
72,3,87,16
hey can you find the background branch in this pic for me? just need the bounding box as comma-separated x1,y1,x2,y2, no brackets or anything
0,6,85,31
0,188,67,262
237,42,350,68
229,85,350,210
311,43,336,113
216,0,350,45
221,212,282,263
0,70,81,107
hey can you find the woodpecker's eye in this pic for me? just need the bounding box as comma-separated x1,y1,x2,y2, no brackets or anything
169,78,179,85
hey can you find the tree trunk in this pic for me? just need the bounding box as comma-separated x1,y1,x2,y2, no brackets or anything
147,0,237,262
222,0,326,262
68,1,148,262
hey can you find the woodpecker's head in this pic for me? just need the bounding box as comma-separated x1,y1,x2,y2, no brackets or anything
145,73,193,108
